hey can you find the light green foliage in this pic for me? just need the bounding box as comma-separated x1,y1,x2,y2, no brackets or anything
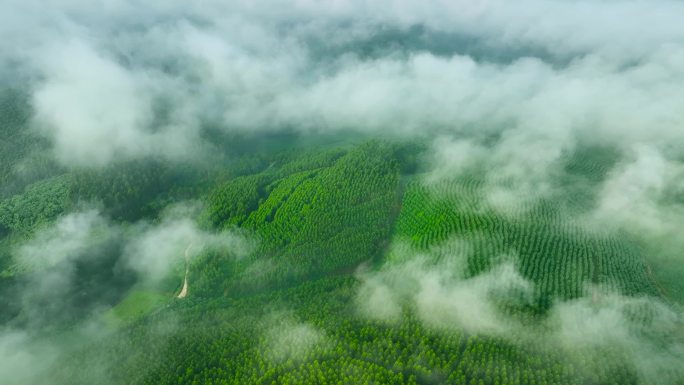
106,289,169,324
394,180,658,311
198,141,400,296
205,174,273,228
2,140,679,385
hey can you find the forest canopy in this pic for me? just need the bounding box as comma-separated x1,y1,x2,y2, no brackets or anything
1,1,684,384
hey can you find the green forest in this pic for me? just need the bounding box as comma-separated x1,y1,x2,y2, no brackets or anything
1,85,683,384
2,1,684,384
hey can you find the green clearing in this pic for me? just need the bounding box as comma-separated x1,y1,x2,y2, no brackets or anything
106,289,170,324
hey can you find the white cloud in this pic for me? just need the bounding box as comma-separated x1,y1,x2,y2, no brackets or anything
0,331,56,385
357,249,533,335
15,209,112,270
262,313,329,363
549,292,684,384
32,41,154,167
0,0,681,173
124,205,252,282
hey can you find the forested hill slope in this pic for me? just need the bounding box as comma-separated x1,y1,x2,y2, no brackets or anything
0,138,681,385
195,141,401,296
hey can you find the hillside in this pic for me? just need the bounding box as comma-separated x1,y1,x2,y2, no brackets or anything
2,2,684,384
1,136,681,385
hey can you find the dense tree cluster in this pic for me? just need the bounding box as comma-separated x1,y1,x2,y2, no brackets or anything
394,180,659,312
0,135,678,385
197,142,400,296
0,175,73,237
51,276,656,385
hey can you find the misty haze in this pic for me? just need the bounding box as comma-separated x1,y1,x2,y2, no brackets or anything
1,1,683,385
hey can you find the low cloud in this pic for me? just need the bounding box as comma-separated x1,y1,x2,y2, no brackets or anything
1,1,683,383
357,244,684,384
31,39,204,168
1,203,252,383
4,2,684,244
0,330,57,385
0,0,681,177
357,245,532,335
549,292,684,384
15,209,114,271
124,207,252,283
32,41,154,167
12,203,251,286
592,145,684,235
262,312,329,363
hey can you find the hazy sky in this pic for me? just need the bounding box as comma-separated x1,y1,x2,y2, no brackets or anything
1,0,683,166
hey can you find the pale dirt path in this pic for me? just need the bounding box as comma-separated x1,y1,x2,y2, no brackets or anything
176,243,193,299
